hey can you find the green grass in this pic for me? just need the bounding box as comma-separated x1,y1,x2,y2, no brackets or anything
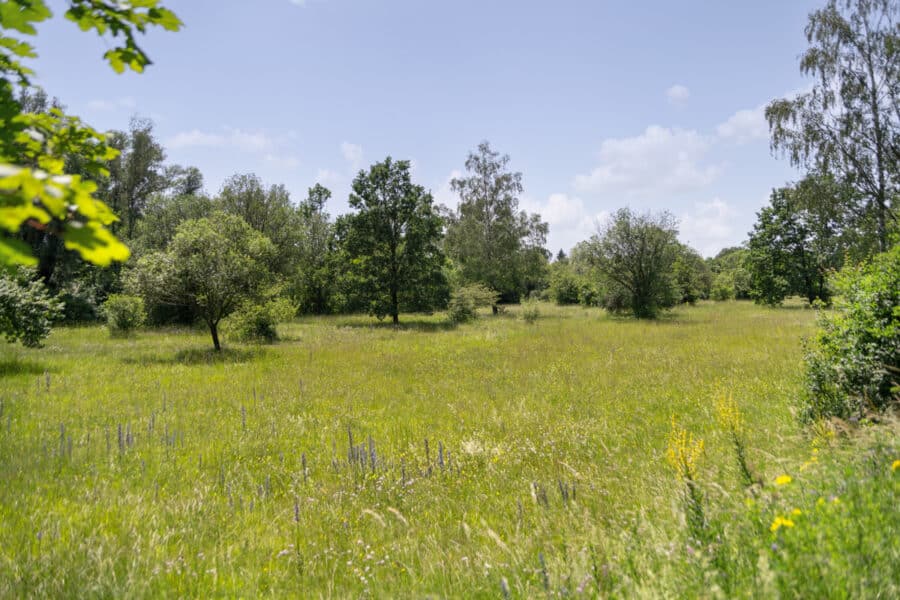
0,301,895,597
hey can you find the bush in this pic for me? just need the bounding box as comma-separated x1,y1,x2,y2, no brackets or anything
521,300,540,324
226,298,295,344
711,273,735,301
802,244,900,420
102,294,146,337
447,284,499,324
0,271,63,347
549,268,581,305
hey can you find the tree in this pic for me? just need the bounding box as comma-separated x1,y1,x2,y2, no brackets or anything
672,243,712,304
217,173,297,274
766,0,899,251
0,0,181,269
591,209,680,318
104,117,168,239
444,142,548,311
0,269,62,347
129,213,275,350
336,158,446,324
132,193,216,254
291,184,335,314
747,176,853,305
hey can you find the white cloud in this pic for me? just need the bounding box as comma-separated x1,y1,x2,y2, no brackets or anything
521,193,610,253
716,105,768,144
315,168,342,187
573,126,719,198
264,154,300,169
678,198,741,257
432,169,463,208
666,84,690,105
167,127,276,153
340,142,364,169
86,96,136,111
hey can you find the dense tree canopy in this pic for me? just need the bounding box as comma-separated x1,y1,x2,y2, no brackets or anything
590,209,680,318
336,158,447,324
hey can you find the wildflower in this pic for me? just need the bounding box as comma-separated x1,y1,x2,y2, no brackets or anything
892,459,899,472
666,415,704,481
714,393,744,434
774,474,792,486
791,508,802,517
770,516,795,532
816,497,826,507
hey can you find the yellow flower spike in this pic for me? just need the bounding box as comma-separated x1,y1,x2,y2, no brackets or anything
892,459,899,472
666,416,704,481
714,393,744,434
774,474,792,486
770,516,795,533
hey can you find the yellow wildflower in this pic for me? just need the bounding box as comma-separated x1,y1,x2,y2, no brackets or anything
714,393,743,434
816,497,826,507
892,459,899,472
791,508,802,517
774,474,792,486
666,415,704,481
770,516,795,533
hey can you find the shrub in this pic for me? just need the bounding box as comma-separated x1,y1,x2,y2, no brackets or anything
102,294,146,337
802,244,900,420
226,298,296,344
0,271,63,348
711,273,735,301
549,268,581,305
521,300,540,324
447,284,499,324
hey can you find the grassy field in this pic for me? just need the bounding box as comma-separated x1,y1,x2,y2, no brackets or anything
0,301,895,597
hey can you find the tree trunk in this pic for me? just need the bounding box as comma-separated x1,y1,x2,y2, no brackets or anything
492,304,498,315
209,321,221,351
392,312,399,325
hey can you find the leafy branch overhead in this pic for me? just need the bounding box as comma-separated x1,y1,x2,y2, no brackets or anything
0,0,182,270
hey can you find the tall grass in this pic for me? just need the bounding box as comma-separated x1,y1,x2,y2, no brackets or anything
1,302,892,596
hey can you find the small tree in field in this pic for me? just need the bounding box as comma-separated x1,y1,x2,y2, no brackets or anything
129,212,275,350
592,209,679,318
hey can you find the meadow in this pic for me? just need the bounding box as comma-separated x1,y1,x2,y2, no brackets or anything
0,301,897,597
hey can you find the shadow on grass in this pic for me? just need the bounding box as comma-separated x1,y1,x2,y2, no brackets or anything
0,356,49,378
333,319,458,333
122,346,269,366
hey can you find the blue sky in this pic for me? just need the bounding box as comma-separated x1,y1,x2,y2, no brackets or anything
34,0,820,256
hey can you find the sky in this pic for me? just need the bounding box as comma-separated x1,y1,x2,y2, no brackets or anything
33,0,822,256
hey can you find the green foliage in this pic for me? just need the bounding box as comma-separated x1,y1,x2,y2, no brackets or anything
802,244,900,420
672,243,711,304
102,293,145,337
520,300,540,324
0,0,181,269
224,297,295,344
446,283,499,324
748,177,857,306
0,268,61,346
336,158,447,324
548,261,582,305
444,142,549,305
290,184,335,315
129,212,275,350
592,208,680,318
765,0,898,251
